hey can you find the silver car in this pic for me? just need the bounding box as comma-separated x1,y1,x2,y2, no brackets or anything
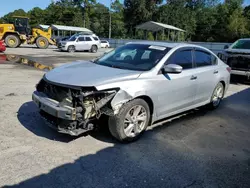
58,34,101,53
32,42,231,142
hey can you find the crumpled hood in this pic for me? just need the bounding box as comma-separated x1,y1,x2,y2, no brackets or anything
45,61,142,87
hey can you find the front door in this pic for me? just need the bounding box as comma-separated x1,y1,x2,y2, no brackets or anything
75,37,86,51
156,48,198,119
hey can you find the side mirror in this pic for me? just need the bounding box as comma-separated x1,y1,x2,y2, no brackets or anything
162,64,183,74
224,45,229,49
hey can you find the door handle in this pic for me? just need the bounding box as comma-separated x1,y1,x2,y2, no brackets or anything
190,75,197,80
214,70,219,74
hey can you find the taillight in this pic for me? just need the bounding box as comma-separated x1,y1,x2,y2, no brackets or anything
226,67,231,73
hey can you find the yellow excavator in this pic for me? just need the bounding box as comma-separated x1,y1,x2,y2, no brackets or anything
0,16,56,49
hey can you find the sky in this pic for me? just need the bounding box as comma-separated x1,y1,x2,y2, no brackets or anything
0,0,249,17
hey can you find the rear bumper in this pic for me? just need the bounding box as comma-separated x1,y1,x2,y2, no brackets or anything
231,69,250,77
32,91,77,121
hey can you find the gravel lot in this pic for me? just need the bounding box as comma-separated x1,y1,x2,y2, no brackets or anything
0,48,249,188
4,45,113,66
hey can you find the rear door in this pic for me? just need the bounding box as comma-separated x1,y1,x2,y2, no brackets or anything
85,36,93,50
193,48,219,104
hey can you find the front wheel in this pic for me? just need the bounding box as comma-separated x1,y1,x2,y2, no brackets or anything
36,37,49,49
67,45,75,53
108,99,150,143
209,82,224,109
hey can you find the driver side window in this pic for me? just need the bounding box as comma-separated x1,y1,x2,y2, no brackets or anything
167,49,193,70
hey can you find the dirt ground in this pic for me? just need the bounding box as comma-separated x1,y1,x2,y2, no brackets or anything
4,44,112,66
0,49,249,188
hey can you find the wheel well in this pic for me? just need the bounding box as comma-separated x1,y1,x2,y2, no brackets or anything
220,80,226,97
3,32,19,40
220,80,225,89
136,95,154,115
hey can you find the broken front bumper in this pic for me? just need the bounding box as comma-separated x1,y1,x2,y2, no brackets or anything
32,91,77,121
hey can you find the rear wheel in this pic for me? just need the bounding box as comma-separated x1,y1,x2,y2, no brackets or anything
209,82,224,109
91,45,98,53
5,35,21,48
67,45,75,53
108,99,150,143
36,37,49,49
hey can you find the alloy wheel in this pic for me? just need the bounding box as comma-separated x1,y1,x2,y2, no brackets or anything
212,84,224,107
124,105,147,138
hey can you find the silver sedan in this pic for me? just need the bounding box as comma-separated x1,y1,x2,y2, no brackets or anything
32,42,231,142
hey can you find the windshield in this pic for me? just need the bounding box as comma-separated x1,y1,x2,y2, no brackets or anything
94,44,170,71
68,36,77,41
231,40,250,50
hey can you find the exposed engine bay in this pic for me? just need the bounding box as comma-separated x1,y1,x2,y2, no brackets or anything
34,78,118,136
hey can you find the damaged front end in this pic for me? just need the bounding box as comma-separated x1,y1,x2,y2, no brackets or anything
32,78,118,136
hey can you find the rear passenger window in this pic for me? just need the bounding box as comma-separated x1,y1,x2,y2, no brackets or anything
85,37,92,41
78,37,85,41
194,50,213,67
167,50,193,69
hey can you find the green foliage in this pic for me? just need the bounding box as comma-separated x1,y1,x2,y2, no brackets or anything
2,9,28,22
147,32,154,40
0,0,249,41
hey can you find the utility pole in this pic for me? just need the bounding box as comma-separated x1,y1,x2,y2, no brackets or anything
109,0,112,39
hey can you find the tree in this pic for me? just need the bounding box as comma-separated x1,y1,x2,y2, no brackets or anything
156,1,196,40
124,0,162,36
2,9,28,22
243,5,250,19
73,0,96,28
90,3,109,37
111,0,126,38
28,7,46,27
227,8,249,40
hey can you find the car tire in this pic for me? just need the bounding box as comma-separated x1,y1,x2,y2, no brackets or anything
91,45,98,53
36,37,49,49
68,45,75,53
208,82,224,109
5,35,21,48
108,98,150,143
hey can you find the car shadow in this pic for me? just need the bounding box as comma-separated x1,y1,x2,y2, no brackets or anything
8,87,250,188
17,101,84,143
18,85,250,145
53,49,91,53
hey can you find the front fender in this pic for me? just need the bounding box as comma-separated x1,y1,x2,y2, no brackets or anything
110,88,148,115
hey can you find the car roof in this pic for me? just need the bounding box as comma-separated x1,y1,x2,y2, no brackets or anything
76,34,99,37
127,41,212,51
